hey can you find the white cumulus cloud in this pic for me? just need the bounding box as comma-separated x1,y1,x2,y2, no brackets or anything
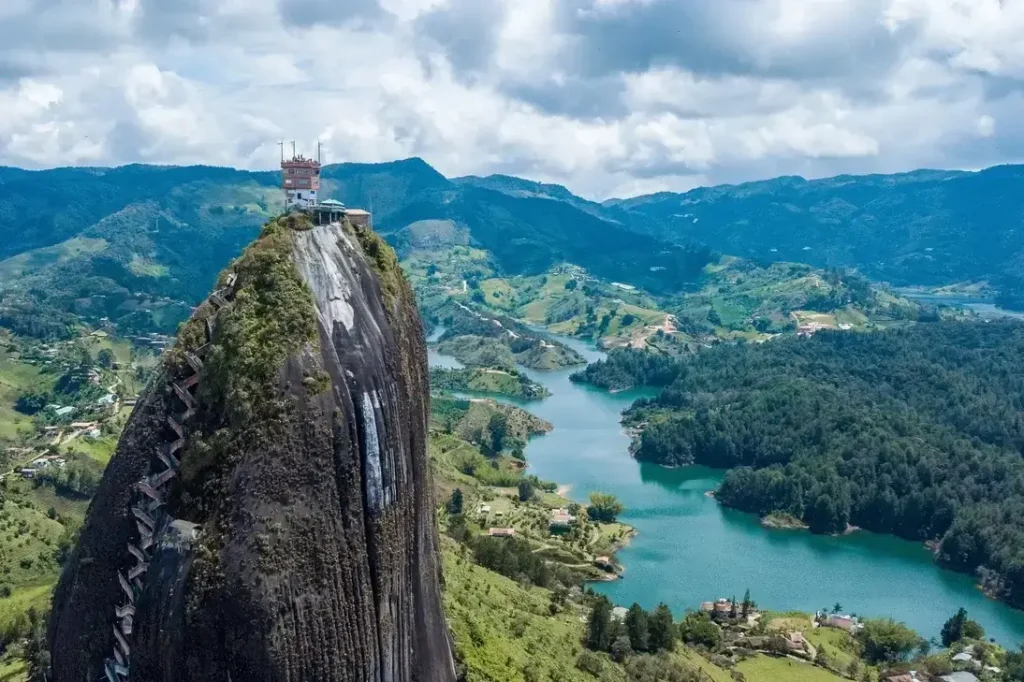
0,0,1021,199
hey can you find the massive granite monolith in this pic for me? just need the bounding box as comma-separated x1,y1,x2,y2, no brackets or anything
49,214,456,682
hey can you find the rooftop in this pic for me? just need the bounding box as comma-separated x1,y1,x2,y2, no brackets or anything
940,673,979,682
487,528,516,537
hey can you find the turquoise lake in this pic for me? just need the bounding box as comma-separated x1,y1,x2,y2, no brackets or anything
427,334,1024,646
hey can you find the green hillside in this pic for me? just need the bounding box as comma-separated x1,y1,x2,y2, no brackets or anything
0,160,713,342
612,165,1024,310
405,222,924,352
5,159,1016,346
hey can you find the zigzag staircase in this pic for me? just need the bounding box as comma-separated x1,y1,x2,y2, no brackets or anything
102,273,237,682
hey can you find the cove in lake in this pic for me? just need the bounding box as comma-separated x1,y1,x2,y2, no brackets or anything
427,334,1024,646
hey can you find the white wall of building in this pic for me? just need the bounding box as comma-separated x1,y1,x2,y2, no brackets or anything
286,188,317,208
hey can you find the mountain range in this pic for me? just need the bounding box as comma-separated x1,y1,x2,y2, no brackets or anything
610,166,1024,309
1,159,1021,338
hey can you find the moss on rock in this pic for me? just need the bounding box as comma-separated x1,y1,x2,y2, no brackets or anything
201,217,318,423
168,216,321,519
347,219,405,316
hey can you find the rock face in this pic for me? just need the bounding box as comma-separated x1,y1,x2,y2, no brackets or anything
49,215,456,682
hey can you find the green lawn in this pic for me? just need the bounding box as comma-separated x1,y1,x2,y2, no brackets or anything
711,296,750,327
480,278,520,311
673,649,733,682
0,651,27,682
0,499,66,588
804,626,862,674
736,654,848,682
0,582,54,637
0,347,46,442
62,434,118,465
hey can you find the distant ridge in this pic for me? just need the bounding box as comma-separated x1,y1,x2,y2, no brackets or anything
1,159,1021,337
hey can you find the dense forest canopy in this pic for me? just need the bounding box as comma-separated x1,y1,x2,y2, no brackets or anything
581,322,1024,606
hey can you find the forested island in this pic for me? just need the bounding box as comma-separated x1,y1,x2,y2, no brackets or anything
578,321,1024,608
429,366,551,400
425,300,586,370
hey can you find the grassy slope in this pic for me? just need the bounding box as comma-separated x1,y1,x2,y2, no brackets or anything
0,237,109,281
408,236,920,356
670,257,919,341
442,537,599,682
0,329,151,664
0,652,26,681
483,271,666,348
0,480,89,643
0,340,47,442
736,655,848,682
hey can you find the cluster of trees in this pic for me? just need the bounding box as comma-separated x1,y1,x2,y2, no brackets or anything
571,348,682,391
516,477,558,501
0,302,79,340
617,322,1024,604
34,455,104,498
587,492,624,523
446,489,464,515
582,595,980,677
15,345,108,417
677,612,722,649
855,618,923,665
0,605,49,679
470,535,575,589
1005,646,1024,682
586,597,677,661
940,607,985,646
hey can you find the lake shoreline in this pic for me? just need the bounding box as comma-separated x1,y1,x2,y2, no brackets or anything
432,334,1024,645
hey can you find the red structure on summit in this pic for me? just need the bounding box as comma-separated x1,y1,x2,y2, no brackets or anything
280,141,321,209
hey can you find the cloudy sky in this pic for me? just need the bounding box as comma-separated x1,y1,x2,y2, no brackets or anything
1,0,1022,198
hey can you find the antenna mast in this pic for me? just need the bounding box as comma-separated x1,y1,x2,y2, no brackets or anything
291,140,296,159
317,140,322,164
278,141,284,164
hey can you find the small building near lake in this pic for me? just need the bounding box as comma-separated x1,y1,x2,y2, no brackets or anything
784,631,807,652
819,613,862,632
550,508,575,530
